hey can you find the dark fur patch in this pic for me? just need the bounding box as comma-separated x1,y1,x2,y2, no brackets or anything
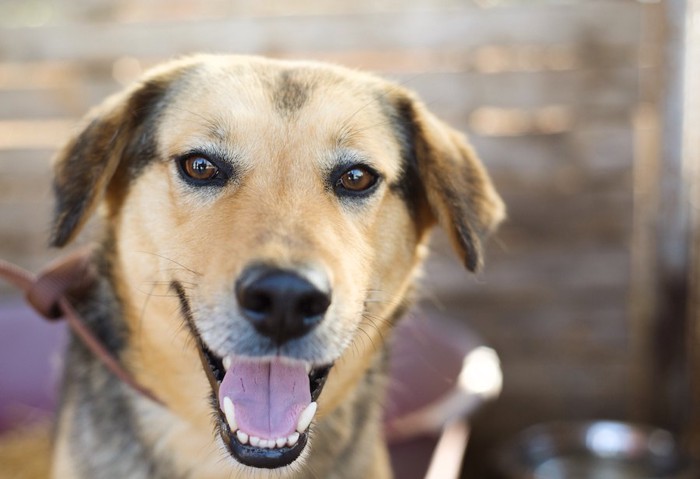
50,66,196,247
50,117,116,247
120,79,172,177
64,342,178,478
327,350,387,474
383,93,483,271
58,245,179,478
171,280,196,330
385,95,427,219
273,70,310,115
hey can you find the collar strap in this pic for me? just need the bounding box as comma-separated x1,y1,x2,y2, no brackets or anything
0,250,164,406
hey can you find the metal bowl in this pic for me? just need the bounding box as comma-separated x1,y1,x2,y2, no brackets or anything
495,421,697,479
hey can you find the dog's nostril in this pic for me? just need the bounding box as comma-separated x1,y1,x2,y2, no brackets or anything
297,292,330,319
236,266,331,344
243,290,273,315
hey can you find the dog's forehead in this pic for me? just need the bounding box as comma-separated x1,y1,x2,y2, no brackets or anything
155,59,404,174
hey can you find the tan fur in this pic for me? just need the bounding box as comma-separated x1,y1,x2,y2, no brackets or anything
48,55,504,478
0,423,51,479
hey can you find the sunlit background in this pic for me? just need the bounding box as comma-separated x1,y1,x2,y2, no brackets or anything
1,0,698,477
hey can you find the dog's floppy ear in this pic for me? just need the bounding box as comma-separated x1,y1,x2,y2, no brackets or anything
393,93,505,272
50,78,170,247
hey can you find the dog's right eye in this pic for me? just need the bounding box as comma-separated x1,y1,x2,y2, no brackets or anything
177,154,230,187
181,156,218,180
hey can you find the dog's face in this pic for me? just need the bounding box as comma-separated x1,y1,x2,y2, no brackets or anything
50,55,503,472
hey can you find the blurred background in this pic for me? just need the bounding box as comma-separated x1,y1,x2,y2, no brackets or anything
0,0,698,477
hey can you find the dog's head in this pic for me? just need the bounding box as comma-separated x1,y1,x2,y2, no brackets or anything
50,55,503,470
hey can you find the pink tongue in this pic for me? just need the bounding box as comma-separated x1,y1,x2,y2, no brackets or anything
218,358,311,439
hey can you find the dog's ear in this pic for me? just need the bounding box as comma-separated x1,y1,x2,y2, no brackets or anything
392,92,505,272
50,78,171,247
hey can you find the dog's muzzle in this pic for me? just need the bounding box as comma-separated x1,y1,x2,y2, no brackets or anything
181,266,334,469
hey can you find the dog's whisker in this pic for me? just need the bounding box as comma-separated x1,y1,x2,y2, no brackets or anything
360,315,388,329
362,288,391,299
359,309,395,325
363,288,387,294
134,250,203,276
362,299,392,305
356,325,381,353
144,280,198,287
134,281,160,360
137,292,181,298
359,315,393,346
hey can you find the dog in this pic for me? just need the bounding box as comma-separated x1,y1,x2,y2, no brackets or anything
48,54,504,479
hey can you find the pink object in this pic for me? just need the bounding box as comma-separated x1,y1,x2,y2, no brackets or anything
385,312,490,479
218,357,311,439
0,299,66,431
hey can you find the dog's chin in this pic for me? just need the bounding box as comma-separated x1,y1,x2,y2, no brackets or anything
197,340,332,469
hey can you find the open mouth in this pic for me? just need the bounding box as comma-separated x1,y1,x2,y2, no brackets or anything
198,343,332,469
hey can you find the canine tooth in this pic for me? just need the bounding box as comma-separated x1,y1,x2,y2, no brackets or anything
223,356,232,371
296,402,317,433
276,437,287,448
287,432,300,446
305,363,312,374
250,436,260,447
223,397,237,431
236,430,249,444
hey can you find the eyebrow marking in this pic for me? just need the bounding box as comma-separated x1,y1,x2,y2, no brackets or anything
273,70,310,116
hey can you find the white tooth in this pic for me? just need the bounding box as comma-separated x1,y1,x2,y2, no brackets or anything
259,439,269,448
305,363,312,374
223,356,232,371
250,436,260,447
236,430,249,444
296,402,317,433
287,432,300,446
223,397,237,431
276,437,287,448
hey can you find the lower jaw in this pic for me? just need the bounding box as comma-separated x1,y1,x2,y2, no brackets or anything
219,421,309,469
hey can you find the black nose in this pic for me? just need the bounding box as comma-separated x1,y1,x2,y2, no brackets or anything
236,266,331,345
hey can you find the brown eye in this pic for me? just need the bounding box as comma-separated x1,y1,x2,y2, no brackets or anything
337,166,378,193
180,156,219,181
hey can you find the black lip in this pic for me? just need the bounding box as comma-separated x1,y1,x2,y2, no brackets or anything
309,364,332,401
219,417,309,469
